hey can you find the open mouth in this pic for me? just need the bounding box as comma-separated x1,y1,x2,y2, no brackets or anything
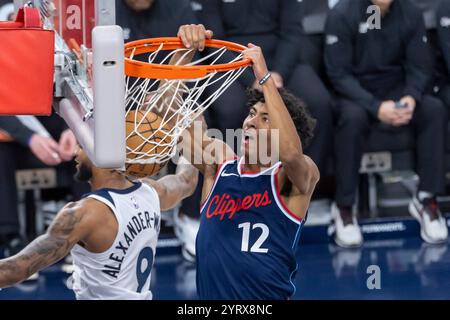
242,132,256,149
243,131,255,142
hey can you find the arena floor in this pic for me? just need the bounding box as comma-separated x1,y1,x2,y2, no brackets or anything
1,235,449,300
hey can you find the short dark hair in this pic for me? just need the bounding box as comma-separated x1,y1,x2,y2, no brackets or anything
246,88,316,149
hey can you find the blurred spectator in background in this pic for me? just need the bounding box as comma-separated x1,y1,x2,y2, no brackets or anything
115,0,200,261
195,0,333,175
0,114,84,252
325,0,448,247
0,2,85,253
435,0,450,109
116,0,198,41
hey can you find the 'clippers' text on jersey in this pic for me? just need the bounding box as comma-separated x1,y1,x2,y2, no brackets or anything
196,159,306,300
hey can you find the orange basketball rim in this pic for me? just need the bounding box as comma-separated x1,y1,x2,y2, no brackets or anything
124,37,252,80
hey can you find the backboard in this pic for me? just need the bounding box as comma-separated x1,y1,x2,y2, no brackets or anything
13,0,126,169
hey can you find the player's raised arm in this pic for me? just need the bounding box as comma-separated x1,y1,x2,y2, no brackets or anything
242,44,319,195
0,201,94,288
148,24,214,123
142,157,199,211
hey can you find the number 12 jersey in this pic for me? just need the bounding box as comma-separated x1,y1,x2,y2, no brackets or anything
196,159,306,300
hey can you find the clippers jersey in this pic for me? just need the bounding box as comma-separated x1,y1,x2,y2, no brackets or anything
71,182,161,300
196,158,306,300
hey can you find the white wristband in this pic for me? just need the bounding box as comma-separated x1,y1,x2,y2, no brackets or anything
258,72,272,86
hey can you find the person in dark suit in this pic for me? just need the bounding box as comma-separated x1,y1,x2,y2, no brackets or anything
325,0,448,246
0,114,84,251
116,0,198,42
195,0,333,175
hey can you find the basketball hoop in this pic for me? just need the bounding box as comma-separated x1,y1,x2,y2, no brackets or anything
3,1,252,170
123,37,251,166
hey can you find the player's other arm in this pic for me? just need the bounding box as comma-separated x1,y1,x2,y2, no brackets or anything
243,45,320,195
179,115,235,175
0,202,91,288
143,157,199,211
154,24,235,174
175,24,236,175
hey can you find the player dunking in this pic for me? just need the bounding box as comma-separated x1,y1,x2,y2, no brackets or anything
177,24,320,299
0,147,197,299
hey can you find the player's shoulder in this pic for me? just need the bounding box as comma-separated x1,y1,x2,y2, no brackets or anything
278,155,319,196
207,156,238,177
281,155,319,179
59,200,89,215
304,155,320,181
63,198,114,223
49,200,98,233
48,198,116,242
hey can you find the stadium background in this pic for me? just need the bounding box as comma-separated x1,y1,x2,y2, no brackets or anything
0,0,449,300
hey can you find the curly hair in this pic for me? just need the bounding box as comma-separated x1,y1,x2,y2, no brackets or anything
245,88,316,149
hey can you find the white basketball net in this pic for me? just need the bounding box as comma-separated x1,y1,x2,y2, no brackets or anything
125,43,248,165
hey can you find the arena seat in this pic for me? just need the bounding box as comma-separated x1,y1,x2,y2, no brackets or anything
363,124,415,172
359,125,416,216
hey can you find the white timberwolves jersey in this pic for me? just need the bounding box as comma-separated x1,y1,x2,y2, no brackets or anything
70,182,161,300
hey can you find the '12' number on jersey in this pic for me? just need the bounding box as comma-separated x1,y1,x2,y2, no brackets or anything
238,222,269,253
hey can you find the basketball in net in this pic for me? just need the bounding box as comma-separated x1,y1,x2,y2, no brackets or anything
123,37,251,171
125,109,173,178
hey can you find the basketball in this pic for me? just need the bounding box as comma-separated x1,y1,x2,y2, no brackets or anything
125,110,173,178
